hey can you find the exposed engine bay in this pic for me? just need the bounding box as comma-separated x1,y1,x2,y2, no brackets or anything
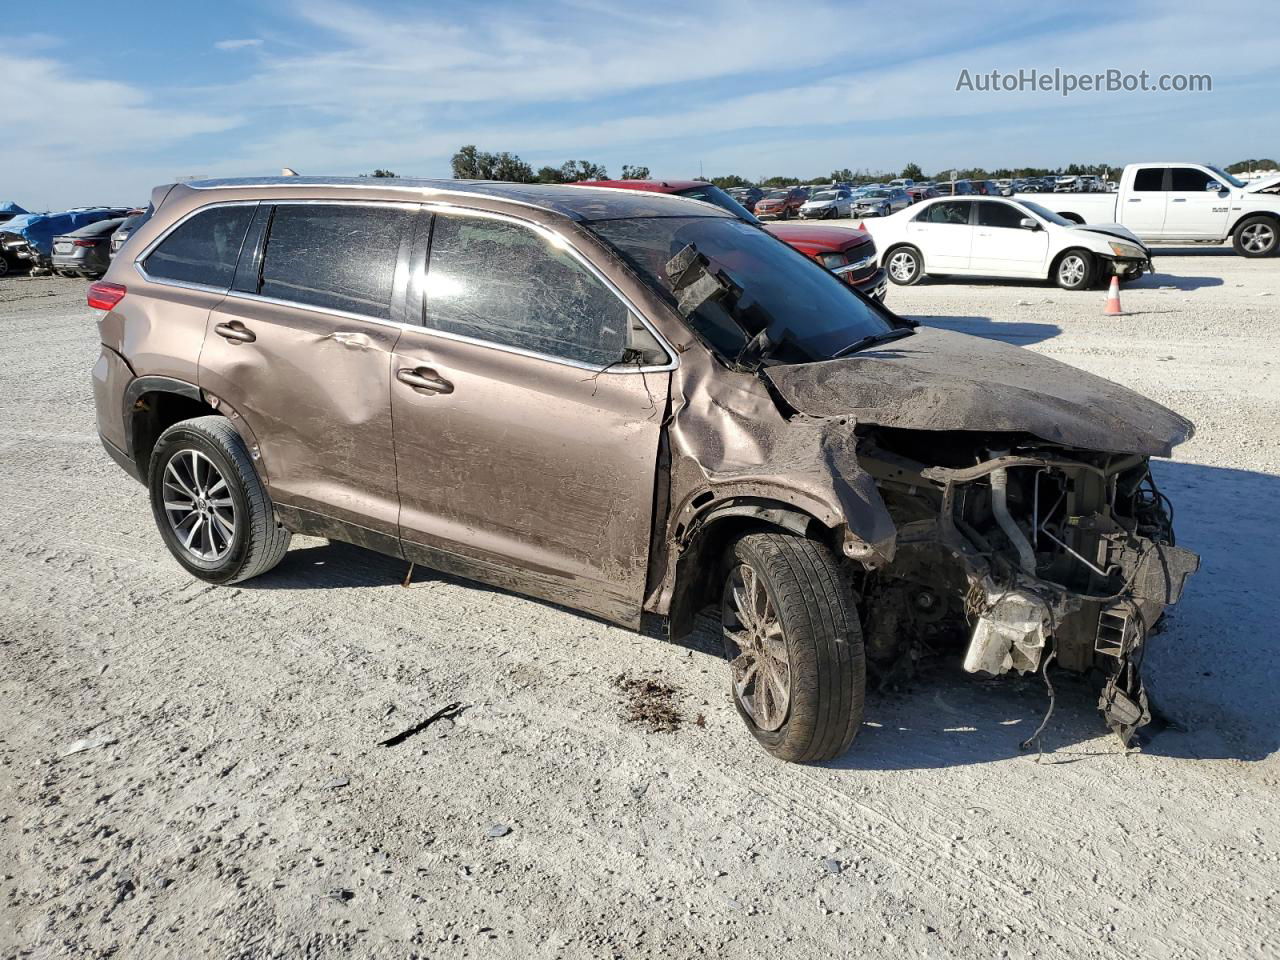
853,428,1199,745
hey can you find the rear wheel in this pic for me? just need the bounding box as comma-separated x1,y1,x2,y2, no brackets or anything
148,416,291,585
1233,216,1278,257
720,533,864,763
1055,249,1095,290
886,245,923,285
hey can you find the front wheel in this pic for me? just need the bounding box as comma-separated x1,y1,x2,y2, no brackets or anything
720,533,865,763
148,416,291,585
886,245,923,285
1055,249,1095,290
1233,216,1278,257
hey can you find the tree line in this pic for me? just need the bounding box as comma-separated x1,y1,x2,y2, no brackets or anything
448,145,649,183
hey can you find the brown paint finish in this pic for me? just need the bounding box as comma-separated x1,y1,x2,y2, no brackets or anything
391,327,668,627
200,296,403,537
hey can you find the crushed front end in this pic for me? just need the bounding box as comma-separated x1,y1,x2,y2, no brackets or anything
857,430,1199,745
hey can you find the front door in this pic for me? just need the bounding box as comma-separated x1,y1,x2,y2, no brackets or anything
971,201,1049,276
1163,166,1232,239
199,201,416,545
391,210,671,627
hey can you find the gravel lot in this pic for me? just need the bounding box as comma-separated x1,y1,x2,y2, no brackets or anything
2,246,1278,960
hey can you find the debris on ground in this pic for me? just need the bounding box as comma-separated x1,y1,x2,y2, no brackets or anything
486,824,512,838
377,702,466,747
612,673,683,732
57,735,116,758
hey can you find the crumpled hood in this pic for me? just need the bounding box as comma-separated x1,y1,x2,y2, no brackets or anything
1071,222,1148,249
764,327,1193,457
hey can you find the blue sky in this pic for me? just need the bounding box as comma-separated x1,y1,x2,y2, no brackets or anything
2,0,1276,209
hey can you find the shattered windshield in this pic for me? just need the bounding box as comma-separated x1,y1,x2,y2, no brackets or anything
590,216,893,365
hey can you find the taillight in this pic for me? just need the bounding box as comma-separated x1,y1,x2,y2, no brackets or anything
87,282,127,310
73,238,100,247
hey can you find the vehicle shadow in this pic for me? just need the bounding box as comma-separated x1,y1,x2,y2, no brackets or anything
918,315,1061,345
1129,271,1224,291
1146,244,1235,257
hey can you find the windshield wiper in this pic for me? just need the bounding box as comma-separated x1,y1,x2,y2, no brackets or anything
831,327,914,359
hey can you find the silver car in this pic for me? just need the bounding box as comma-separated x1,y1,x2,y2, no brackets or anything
799,189,853,219
852,187,911,218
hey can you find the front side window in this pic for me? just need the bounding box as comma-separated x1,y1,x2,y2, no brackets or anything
1132,167,1166,191
143,205,254,288
259,204,410,319
1169,167,1219,192
976,201,1025,229
424,214,635,367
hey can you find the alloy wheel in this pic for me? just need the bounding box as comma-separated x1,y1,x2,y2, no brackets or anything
1242,222,1275,254
722,563,792,731
162,450,236,561
888,251,917,282
1059,254,1086,287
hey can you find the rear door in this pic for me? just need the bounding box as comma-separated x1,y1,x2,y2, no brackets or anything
1163,166,1231,239
1121,166,1168,236
390,208,672,627
971,201,1048,276
906,200,974,269
199,200,416,548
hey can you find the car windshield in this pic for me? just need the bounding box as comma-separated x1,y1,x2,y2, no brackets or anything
1205,165,1246,189
763,190,788,199
811,191,839,202
862,190,890,198
1018,200,1073,227
674,185,760,224
590,216,893,366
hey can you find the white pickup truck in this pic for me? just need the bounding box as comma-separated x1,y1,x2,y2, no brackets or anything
1015,162,1280,257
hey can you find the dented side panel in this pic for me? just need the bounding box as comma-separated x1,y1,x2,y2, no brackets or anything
199,295,404,538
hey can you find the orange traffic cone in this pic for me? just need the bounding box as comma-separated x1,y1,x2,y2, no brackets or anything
857,221,865,231
1103,274,1125,316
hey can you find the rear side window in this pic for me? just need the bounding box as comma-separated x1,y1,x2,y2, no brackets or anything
424,214,629,366
976,201,1025,229
143,205,253,288
259,204,410,319
921,201,971,225
1132,168,1166,191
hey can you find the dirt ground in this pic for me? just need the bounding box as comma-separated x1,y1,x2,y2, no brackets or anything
2,245,1278,960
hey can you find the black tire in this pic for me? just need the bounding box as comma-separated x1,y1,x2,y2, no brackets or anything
148,416,291,585
1233,216,1278,257
719,532,865,763
885,245,923,285
0,256,8,278
1054,248,1095,290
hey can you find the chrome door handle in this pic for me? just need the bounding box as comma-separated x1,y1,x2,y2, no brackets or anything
214,321,256,344
1128,198,1142,202
1171,198,1187,203
396,367,453,395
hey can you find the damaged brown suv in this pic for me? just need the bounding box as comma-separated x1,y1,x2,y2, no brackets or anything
92,178,1199,762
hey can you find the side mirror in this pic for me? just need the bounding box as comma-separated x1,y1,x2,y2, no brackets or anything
1205,181,1225,192
1019,217,1040,230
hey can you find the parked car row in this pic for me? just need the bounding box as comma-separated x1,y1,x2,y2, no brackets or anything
0,205,145,278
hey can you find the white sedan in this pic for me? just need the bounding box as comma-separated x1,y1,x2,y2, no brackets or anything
861,195,1152,290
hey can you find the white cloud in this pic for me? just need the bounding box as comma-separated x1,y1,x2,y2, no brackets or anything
214,38,264,51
